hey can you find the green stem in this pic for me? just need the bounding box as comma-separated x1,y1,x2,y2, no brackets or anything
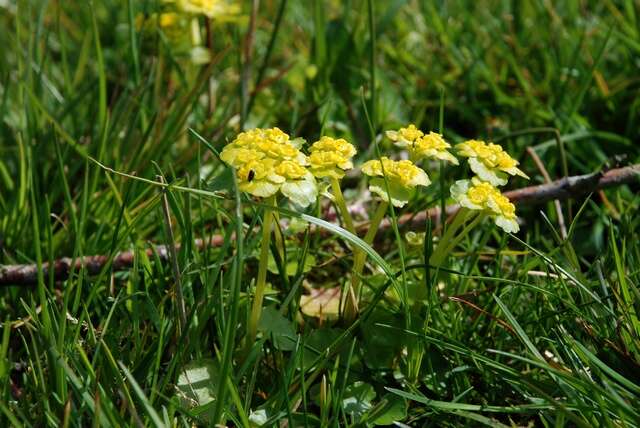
343,200,388,321
246,197,275,348
437,212,484,263
272,208,285,261
362,200,388,245
430,207,470,266
429,208,482,267
330,177,355,234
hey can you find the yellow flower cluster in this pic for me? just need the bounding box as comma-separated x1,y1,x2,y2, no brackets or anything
450,178,519,233
173,0,240,19
135,12,187,44
220,124,528,235
385,124,424,146
308,136,357,179
361,157,430,207
220,128,317,207
135,10,210,64
387,125,458,164
455,139,528,186
413,132,459,164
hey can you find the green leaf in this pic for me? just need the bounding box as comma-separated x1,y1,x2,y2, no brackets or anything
302,328,344,368
361,309,405,369
268,249,316,276
342,382,376,418
258,306,298,351
248,408,268,426
175,358,220,419
369,393,407,426
369,177,413,207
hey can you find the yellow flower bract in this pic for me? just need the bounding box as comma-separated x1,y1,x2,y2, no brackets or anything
450,178,519,233
175,0,240,19
220,128,317,207
308,136,357,179
387,125,458,164
275,160,308,180
361,157,425,187
135,12,186,42
386,124,423,144
361,157,430,207
413,132,459,165
455,139,529,186
159,13,180,27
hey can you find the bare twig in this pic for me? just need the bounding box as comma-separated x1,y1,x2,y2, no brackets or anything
0,235,224,287
380,163,639,232
1,164,638,287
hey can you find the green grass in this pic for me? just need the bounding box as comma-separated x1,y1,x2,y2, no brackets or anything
1,0,640,426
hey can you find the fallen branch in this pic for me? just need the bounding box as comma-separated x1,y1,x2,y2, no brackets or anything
0,236,224,287
384,164,639,231
1,164,638,287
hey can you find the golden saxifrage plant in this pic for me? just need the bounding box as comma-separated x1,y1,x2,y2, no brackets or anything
219,124,528,332
135,0,242,65
220,128,318,346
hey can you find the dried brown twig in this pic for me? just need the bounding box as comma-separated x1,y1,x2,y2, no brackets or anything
0,235,225,287
380,163,639,232
1,164,638,287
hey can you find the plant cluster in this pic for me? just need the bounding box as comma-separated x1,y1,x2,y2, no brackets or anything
135,0,241,64
218,124,528,329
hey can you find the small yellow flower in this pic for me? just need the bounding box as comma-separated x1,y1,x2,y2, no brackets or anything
308,136,357,179
450,177,519,233
174,0,241,19
275,160,308,180
135,12,186,42
237,159,279,197
415,132,459,164
220,128,318,207
136,12,211,63
385,124,423,146
159,13,179,27
361,157,430,207
456,139,493,158
455,140,529,186
388,126,458,164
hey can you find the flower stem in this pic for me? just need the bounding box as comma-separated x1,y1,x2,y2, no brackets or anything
330,177,355,234
439,212,484,259
246,196,275,349
272,208,285,260
429,208,481,267
343,200,389,321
